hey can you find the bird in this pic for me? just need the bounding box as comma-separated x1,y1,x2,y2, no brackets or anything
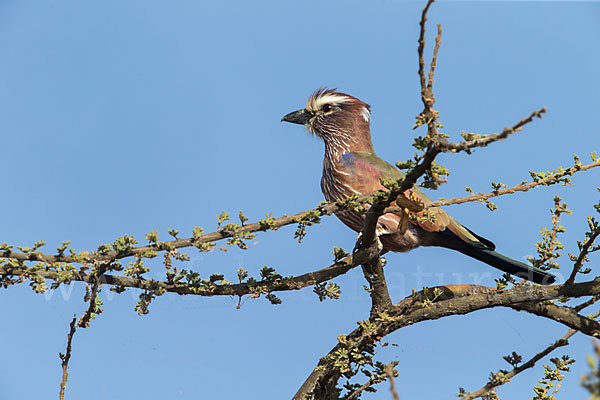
281,88,556,285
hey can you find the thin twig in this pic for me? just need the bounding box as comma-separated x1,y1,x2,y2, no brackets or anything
421,160,600,209
340,363,399,400
417,0,436,93
59,315,77,400
460,329,576,400
437,107,546,153
78,263,108,328
386,159,598,214
385,364,400,400
574,295,600,312
540,196,563,266
427,23,442,90
78,281,101,328
342,378,377,400
566,228,600,285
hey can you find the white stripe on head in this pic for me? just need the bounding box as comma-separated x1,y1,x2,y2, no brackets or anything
306,89,352,112
360,106,371,122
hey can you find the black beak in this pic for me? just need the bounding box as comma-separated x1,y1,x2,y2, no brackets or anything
281,109,312,125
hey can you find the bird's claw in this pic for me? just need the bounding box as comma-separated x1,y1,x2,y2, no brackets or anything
375,236,384,254
353,232,363,254
353,232,384,255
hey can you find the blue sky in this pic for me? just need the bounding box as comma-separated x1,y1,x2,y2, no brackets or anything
1,1,599,399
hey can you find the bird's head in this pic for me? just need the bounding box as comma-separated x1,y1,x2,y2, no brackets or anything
282,88,373,154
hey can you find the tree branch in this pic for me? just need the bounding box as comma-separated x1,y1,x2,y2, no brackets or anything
294,282,600,399
460,329,576,400
0,204,348,264
566,225,600,285
361,256,393,316
59,315,77,400
2,153,594,274
420,160,600,209
417,0,436,106
0,246,380,297
78,280,102,328
385,363,400,400
437,107,546,153
427,24,442,91
511,300,600,337
342,377,378,400
461,297,600,399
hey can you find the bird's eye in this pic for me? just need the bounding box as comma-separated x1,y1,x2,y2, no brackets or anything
322,104,333,112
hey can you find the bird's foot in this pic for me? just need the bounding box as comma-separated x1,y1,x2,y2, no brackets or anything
353,232,364,254
353,232,384,255
375,236,384,254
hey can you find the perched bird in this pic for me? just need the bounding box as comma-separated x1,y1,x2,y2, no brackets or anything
282,88,556,285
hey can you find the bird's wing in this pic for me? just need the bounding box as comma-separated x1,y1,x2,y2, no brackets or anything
349,151,491,249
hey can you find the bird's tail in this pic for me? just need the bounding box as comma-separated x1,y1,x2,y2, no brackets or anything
458,247,556,285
